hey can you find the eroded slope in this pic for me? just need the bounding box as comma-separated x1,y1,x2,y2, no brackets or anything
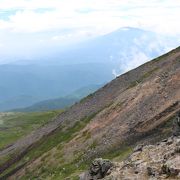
0,47,180,179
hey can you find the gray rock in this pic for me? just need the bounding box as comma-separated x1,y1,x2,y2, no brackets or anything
80,158,113,180
133,144,143,152
79,172,92,180
162,156,180,176
166,137,173,145
147,167,156,176
173,112,180,136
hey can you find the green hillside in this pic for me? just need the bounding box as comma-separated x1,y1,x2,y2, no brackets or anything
0,111,62,150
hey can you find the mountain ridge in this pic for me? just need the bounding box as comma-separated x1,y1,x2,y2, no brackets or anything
0,47,180,179
1,27,180,112
10,84,102,112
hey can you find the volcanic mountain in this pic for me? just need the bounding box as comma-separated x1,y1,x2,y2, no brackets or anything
0,47,179,179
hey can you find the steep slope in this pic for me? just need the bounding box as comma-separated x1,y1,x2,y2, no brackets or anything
0,47,180,179
1,27,180,112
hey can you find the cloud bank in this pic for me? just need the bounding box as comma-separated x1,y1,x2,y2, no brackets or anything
0,0,180,64
0,0,180,35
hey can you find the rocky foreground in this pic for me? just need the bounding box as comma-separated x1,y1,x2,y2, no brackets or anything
81,135,180,180
81,112,180,180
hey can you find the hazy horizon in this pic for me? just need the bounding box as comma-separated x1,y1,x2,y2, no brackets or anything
0,0,180,64
0,0,180,111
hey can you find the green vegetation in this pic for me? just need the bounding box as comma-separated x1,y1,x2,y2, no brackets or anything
141,67,159,79
103,145,133,161
24,113,98,161
0,105,174,179
127,81,139,89
127,67,159,89
0,112,98,179
1,103,116,179
89,140,98,149
0,111,62,150
152,46,180,63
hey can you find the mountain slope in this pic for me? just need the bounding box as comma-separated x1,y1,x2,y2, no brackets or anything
0,47,180,179
1,27,180,112
0,111,61,151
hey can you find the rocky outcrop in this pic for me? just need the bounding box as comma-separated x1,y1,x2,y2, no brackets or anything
80,158,113,180
83,136,180,180
104,136,180,180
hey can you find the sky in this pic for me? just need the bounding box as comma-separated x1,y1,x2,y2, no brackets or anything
0,0,180,63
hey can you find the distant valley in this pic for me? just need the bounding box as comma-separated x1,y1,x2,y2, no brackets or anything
12,84,102,112
0,27,180,112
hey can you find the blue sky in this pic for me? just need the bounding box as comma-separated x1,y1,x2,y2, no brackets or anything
0,0,180,63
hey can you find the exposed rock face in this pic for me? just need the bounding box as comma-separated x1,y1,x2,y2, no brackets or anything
173,112,180,136
104,136,180,180
80,158,113,180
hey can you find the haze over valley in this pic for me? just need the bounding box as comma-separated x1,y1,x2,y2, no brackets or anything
1,27,180,111
0,1,180,179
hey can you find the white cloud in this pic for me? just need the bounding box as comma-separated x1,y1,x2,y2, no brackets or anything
112,69,120,78
0,0,179,35
117,47,150,73
0,0,180,64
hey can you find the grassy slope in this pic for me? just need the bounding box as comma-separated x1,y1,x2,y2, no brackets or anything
0,114,173,180
0,111,62,150
1,47,179,179
0,113,98,179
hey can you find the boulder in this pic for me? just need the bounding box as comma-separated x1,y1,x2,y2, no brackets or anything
80,158,113,180
162,156,180,176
